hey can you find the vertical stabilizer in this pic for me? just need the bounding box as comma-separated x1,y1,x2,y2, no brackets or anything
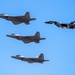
24,12,30,19
34,32,40,38
38,53,44,60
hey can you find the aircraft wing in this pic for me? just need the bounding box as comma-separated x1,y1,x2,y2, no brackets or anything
23,40,31,43
12,21,22,25
24,12,30,19
35,40,40,43
23,58,34,63
21,36,33,43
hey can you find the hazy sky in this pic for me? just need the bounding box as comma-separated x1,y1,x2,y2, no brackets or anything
0,0,75,75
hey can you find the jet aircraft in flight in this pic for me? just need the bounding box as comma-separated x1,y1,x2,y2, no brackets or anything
11,53,49,63
0,12,36,25
6,32,46,44
45,21,75,29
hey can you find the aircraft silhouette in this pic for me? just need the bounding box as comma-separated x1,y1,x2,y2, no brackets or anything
11,53,49,63
0,12,36,25
6,32,46,44
45,21,75,29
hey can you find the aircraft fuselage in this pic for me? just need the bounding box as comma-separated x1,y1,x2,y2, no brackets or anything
6,35,46,43
12,56,49,63
0,16,30,24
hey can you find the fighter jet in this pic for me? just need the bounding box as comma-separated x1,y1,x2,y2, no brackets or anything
0,12,36,25
45,21,75,29
11,53,49,63
6,32,46,44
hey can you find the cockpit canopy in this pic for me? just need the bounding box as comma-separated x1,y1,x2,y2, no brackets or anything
0,14,8,16
11,34,20,36
16,55,21,57
16,55,24,57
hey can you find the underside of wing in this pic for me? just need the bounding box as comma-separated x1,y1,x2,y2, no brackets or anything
27,60,34,63
23,40,31,43
22,37,33,43
23,58,34,63
35,40,40,43
12,21,22,25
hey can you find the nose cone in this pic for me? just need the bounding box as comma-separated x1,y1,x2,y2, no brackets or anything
6,34,19,39
11,56,15,58
45,21,53,24
11,56,14,58
45,21,49,24
6,35,10,37
6,35,12,37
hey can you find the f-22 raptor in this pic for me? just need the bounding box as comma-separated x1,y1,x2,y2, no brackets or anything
45,21,75,29
6,32,46,44
0,12,36,25
11,53,49,63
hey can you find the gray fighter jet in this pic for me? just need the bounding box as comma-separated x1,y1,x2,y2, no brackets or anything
0,12,36,25
6,32,46,44
11,53,49,63
45,21,75,29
